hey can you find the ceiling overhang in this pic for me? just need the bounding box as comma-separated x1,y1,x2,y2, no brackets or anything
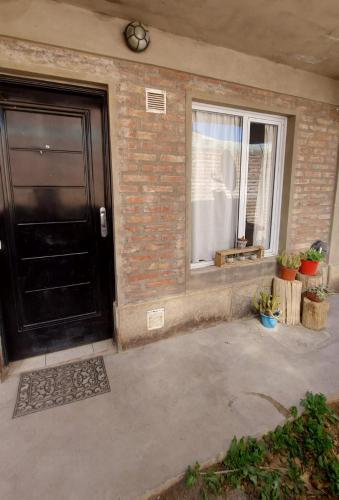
54,0,339,79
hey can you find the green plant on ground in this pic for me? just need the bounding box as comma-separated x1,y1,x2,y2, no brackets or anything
307,284,334,301
300,248,325,262
277,251,301,270
253,291,280,317
185,462,201,488
184,392,339,499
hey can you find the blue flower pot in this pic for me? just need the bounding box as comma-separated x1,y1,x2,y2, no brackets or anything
260,313,278,328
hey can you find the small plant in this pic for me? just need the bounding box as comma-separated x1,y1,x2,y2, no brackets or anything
300,248,325,262
300,247,325,276
253,291,280,317
277,251,301,280
277,251,301,270
301,391,338,424
185,462,200,487
306,284,334,302
237,235,248,249
223,436,267,488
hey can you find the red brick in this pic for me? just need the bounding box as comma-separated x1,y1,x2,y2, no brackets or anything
160,175,185,183
122,174,158,183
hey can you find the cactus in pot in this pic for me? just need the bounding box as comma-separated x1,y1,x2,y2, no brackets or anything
277,251,301,281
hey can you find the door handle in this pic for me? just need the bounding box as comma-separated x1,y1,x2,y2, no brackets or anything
100,207,108,238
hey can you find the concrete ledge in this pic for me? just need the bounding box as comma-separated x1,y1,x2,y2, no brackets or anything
116,275,273,347
189,258,277,291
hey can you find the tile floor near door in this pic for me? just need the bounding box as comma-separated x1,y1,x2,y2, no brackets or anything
8,339,117,375
0,297,339,500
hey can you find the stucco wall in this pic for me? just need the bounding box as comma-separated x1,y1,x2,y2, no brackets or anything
0,0,339,105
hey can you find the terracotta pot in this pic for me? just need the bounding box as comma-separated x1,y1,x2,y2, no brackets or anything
299,259,319,276
306,291,323,303
278,266,298,281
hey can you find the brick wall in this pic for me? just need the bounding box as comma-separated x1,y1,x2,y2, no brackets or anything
115,60,339,304
0,38,338,308
117,63,187,303
291,106,339,250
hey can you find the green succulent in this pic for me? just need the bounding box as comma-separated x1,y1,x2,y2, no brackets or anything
253,291,280,317
307,284,334,301
277,251,301,270
301,248,325,262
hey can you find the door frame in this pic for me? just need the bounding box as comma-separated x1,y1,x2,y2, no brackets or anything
0,75,116,364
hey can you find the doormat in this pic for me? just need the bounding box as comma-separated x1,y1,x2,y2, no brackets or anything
13,356,110,418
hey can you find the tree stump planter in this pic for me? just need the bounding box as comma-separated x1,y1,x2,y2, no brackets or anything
272,276,302,325
302,297,329,330
296,272,323,293
296,272,323,314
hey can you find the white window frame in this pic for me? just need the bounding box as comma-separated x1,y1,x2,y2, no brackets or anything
191,102,287,268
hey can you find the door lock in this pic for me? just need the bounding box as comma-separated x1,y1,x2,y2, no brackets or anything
100,207,108,238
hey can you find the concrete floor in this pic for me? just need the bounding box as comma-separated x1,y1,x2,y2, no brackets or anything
0,297,339,500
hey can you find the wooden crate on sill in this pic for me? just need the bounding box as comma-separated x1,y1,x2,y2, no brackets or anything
215,245,265,267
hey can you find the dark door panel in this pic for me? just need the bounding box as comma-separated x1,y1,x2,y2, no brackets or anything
0,80,114,360
20,253,93,292
13,187,88,223
16,222,91,258
5,110,83,150
22,284,96,327
9,150,85,187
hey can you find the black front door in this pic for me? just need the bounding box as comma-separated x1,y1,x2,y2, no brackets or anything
0,79,114,361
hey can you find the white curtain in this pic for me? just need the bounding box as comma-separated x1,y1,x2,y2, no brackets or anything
191,110,242,263
252,124,277,248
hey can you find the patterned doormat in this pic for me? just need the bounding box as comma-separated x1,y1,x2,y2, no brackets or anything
13,356,110,418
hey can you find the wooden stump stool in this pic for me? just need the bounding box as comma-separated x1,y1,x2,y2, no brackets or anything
273,277,302,325
296,272,323,293
302,297,329,330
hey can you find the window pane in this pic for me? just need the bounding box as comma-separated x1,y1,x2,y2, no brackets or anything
245,122,278,250
191,110,242,263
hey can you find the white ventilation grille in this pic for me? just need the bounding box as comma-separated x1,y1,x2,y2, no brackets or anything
147,308,165,330
145,88,166,114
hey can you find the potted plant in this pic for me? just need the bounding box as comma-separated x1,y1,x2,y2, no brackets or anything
277,251,301,281
299,248,325,276
253,291,280,328
306,284,333,303
237,235,248,249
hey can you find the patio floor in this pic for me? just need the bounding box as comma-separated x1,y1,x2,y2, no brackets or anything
0,296,338,500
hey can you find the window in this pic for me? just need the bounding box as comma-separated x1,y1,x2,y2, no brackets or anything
191,102,287,267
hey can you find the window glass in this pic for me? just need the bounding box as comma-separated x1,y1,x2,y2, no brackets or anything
245,122,278,249
191,110,242,263
191,104,286,266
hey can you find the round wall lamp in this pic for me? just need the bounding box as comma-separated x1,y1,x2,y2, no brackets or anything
124,21,150,52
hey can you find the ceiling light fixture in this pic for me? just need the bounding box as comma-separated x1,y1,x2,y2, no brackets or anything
124,21,150,52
